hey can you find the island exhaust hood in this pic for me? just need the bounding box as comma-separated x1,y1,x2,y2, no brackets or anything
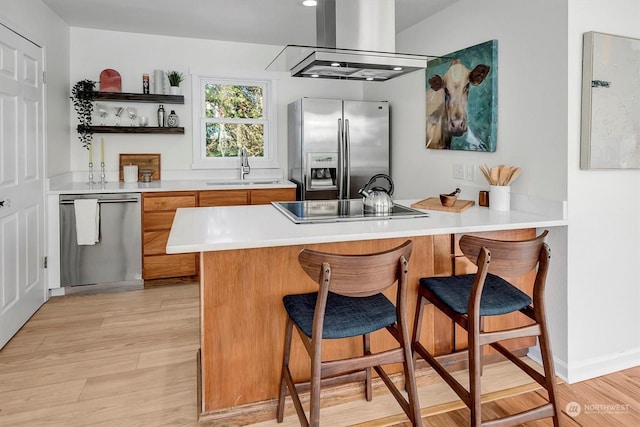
266,0,428,81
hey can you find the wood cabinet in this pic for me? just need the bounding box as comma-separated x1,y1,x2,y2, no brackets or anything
142,187,295,282
198,190,249,207
249,188,296,205
142,191,197,282
198,187,295,207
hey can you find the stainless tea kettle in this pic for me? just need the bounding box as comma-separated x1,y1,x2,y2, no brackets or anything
358,174,394,214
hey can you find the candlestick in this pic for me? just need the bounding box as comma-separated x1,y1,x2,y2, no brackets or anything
100,162,107,184
88,143,93,164
88,162,95,185
100,138,104,163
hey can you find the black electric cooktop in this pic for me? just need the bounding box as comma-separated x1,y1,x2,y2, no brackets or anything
272,199,429,224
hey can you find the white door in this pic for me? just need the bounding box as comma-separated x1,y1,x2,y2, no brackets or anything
0,23,46,349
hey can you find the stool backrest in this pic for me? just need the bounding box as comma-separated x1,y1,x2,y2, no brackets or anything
298,240,413,297
459,230,549,277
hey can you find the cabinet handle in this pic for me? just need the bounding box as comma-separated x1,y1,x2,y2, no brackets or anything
0,199,9,208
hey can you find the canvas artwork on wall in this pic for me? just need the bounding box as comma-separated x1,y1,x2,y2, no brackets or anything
581,31,640,169
425,40,498,152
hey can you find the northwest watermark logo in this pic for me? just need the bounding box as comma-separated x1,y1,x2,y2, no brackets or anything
566,401,631,417
566,401,581,417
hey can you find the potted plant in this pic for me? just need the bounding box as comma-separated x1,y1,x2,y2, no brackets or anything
70,79,96,149
166,70,184,95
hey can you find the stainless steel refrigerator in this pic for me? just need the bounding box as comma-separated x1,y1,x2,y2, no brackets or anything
288,98,390,200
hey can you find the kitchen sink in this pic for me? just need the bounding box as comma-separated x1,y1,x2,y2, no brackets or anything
206,180,282,186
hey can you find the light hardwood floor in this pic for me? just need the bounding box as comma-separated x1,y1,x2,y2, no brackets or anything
0,284,638,426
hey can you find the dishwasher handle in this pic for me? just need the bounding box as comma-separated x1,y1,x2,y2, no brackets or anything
59,198,140,205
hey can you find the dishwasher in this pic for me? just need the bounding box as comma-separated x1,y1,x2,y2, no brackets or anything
59,193,142,288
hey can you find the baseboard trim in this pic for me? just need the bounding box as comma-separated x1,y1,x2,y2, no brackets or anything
555,347,640,384
527,347,569,383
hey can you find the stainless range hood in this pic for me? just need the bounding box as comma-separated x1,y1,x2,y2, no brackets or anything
266,0,428,81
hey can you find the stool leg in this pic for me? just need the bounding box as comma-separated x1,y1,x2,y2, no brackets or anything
363,333,372,401
277,317,294,423
402,319,423,426
411,291,427,365
538,324,561,427
469,320,482,426
479,316,485,377
309,333,323,427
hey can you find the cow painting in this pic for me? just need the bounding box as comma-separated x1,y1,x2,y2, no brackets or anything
425,40,498,151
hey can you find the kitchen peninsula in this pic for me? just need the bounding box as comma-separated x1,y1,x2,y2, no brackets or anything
166,200,567,423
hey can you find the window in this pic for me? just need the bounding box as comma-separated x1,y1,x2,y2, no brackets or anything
192,75,278,169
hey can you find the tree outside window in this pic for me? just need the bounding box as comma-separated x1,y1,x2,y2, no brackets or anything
192,75,278,170
204,82,266,158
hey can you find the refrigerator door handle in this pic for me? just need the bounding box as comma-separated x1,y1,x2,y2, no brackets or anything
337,118,345,199
344,118,351,198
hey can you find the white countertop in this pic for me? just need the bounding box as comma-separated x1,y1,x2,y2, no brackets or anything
166,200,568,253
47,179,296,194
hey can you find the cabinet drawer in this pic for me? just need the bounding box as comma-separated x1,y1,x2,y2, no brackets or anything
199,190,249,206
144,230,169,255
143,254,197,279
143,193,196,211
250,188,296,205
143,211,176,231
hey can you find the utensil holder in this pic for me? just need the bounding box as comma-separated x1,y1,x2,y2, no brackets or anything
489,185,510,211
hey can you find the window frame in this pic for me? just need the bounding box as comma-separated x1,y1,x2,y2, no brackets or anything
191,75,278,170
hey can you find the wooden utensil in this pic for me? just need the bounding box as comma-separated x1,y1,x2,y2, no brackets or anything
479,164,492,184
499,165,511,186
506,167,521,185
489,167,499,186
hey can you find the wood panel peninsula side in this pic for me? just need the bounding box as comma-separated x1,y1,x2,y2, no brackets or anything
166,200,567,423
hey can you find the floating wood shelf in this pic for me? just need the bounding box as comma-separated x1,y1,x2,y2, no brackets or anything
81,125,185,134
92,91,184,104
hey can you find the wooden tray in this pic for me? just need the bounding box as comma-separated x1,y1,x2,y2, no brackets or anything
119,153,161,182
411,197,475,213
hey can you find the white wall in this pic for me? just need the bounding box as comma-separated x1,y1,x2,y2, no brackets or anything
566,0,640,382
69,28,365,180
391,0,571,378
0,0,70,178
392,0,568,203
389,0,640,383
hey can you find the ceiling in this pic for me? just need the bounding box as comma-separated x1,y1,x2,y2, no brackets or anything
41,0,458,47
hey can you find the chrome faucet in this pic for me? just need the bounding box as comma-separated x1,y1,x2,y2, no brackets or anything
240,147,251,180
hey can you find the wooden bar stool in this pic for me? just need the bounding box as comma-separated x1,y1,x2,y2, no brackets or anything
276,240,422,427
411,231,560,426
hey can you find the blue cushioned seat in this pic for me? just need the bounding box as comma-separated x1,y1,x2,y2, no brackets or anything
283,292,396,339
420,273,532,316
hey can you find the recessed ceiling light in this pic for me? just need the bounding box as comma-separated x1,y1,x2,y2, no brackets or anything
393,67,403,71
331,62,341,67
311,74,320,78
302,0,317,6
366,77,374,81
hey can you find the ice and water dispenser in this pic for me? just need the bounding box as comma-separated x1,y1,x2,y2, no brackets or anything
306,152,337,190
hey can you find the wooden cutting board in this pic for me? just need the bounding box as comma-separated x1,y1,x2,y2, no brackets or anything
119,153,161,182
411,197,475,213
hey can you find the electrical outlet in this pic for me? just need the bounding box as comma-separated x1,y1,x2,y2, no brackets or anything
464,164,475,181
453,164,464,179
